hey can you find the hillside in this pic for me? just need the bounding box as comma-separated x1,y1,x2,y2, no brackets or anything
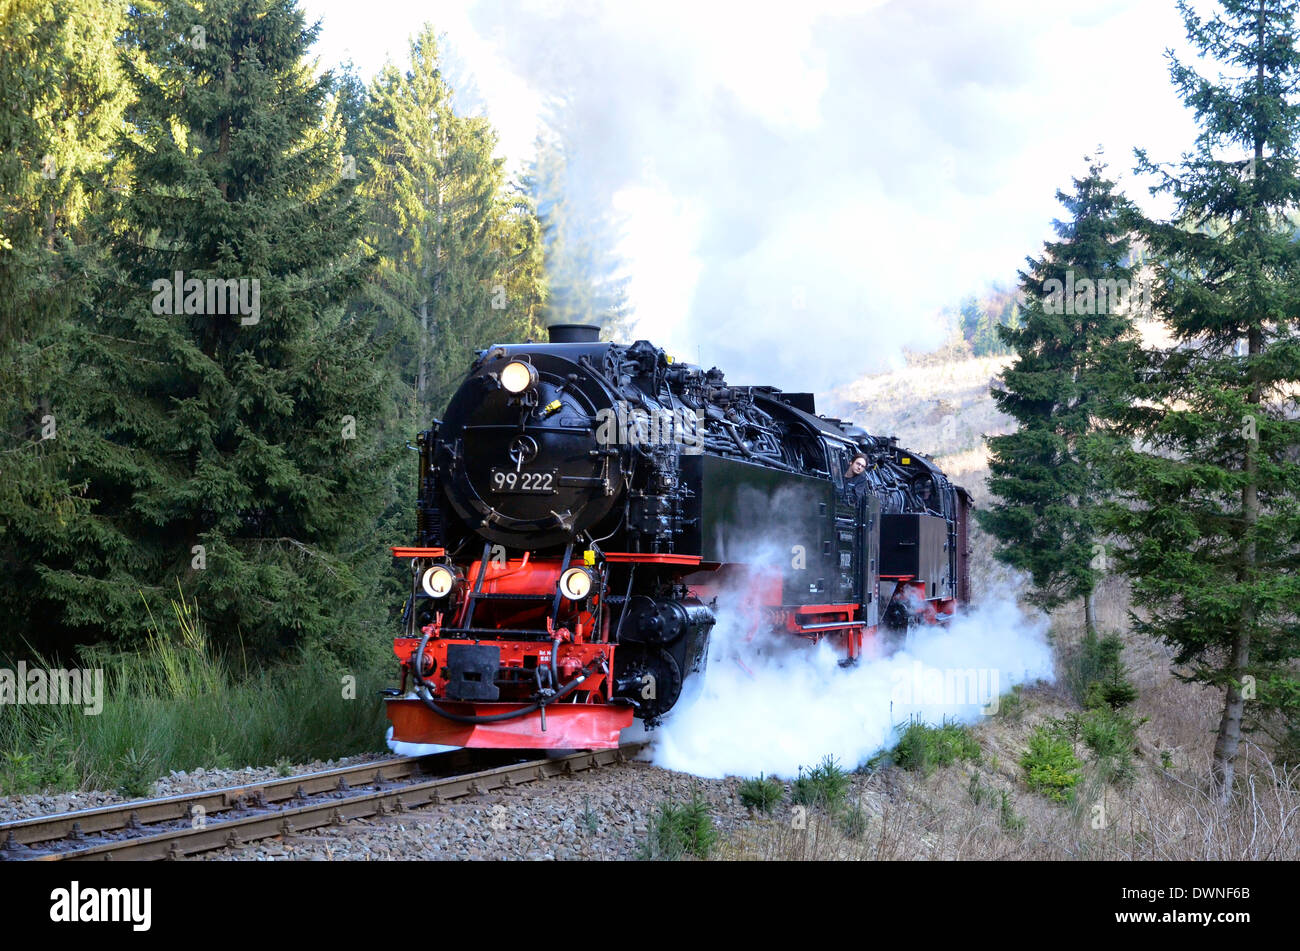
823,317,1174,498
824,347,1014,496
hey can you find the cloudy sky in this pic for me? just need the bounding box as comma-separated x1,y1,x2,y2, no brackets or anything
301,0,1209,393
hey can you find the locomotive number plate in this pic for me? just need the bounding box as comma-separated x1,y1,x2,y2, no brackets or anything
490,468,558,494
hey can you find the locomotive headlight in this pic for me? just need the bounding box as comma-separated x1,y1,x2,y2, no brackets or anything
420,565,456,598
500,361,537,394
559,566,594,600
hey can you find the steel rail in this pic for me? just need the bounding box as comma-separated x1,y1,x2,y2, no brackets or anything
1,745,639,861
1,751,466,851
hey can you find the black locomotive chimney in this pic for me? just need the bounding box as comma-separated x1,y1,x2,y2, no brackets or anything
547,323,601,344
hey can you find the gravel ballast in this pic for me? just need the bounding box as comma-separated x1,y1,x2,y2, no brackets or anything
200,760,749,860
1,751,769,860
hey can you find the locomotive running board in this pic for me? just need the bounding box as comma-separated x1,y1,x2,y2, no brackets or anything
386,698,635,750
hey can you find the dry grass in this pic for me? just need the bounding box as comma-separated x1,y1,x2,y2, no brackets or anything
824,351,1015,459
719,682,1300,861
822,317,1174,473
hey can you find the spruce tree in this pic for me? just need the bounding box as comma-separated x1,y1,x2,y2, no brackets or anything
358,24,544,419
0,0,129,649
29,0,395,656
1111,0,1300,790
980,160,1141,636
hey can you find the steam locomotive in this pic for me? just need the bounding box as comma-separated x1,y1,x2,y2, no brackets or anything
386,324,971,750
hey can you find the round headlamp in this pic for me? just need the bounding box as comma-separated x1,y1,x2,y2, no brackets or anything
420,565,455,598
559,566,594,600
500,361,537,394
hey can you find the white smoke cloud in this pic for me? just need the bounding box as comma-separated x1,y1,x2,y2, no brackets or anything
649,581,1053,779
458,0,1195,393
385,723,459,757
303,0,1199,392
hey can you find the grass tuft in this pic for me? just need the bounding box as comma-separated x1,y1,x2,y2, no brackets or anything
838,801,870,839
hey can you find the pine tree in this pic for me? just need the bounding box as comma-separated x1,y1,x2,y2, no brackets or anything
980,160,1141,636
26,0,395,656
1111,0,1300,791
358,24,544,419
0,0,130,649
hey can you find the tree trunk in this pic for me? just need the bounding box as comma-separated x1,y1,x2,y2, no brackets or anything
417,297,428,402
1213,263,1262,798
1213,10,1266,801
1084,589,1097,638
417,175,433,407
1211,631,1250,799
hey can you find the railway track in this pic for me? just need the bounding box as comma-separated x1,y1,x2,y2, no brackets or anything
0,745,640,861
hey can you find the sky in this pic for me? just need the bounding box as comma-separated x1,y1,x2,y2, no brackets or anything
300,0,1210,393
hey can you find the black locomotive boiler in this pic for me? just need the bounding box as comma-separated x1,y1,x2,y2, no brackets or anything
386,324,971,749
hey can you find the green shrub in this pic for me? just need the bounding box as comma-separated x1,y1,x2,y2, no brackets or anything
1064,629,1104,704
3,726,82,795
791,755,852,811
1085,676,1139,711
639,794,717,860
1,751,39,795
1082,707,1143,785
1067,630,1138,710
738,774,784,814
892,719,981,775
1082,709,1130,758
115,747,157,799
33,726,78,790
1020,725,1082,803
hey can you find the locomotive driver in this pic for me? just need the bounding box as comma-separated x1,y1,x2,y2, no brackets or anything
844,452,869,503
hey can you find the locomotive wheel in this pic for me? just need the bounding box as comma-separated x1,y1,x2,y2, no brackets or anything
615,647,681,722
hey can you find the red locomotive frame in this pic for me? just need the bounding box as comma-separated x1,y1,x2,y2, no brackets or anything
387,549,962,749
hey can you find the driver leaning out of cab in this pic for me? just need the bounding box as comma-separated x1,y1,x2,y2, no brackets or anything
844,452,869,502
